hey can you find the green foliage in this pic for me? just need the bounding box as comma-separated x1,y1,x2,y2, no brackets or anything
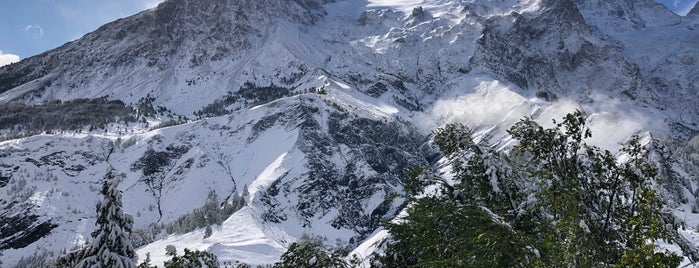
273,234,350,268
164,248,219,268
378,197,533,267
378,111,683,267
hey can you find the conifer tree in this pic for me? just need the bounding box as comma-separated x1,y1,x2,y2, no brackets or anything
204,225,213,239
137,252,156,268
55,169,137,268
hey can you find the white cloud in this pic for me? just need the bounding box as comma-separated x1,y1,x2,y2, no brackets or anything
0,51,20,67
23,25,45,38
143,0,164,9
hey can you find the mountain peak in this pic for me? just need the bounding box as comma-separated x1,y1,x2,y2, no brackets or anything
1,0,699,265
690,1,699,16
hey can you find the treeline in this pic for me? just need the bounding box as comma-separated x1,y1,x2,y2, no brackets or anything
196,82,294,118
0,98,139,133
131,189,248,248
136,234,352,268
164,190,246,235
195,82,326,118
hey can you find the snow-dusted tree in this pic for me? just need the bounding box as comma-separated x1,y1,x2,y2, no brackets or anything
378,111,682,267
204,225,213,239
273,234,350,268
137,252,156,268
164,248,219,268
165,245,177,257
55,169,137,268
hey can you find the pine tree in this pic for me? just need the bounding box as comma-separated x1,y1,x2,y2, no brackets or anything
240,184,250,208
55,169,137,268
204,225,213,239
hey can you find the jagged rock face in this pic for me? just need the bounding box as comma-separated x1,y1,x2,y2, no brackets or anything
573,0,681,32
0,0,691,119
0,203,57,251
470,0,654,103
259,104,428,235
0,93,430,265
572,0,698,128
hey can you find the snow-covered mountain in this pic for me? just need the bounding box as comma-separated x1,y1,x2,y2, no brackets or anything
0,0,698,266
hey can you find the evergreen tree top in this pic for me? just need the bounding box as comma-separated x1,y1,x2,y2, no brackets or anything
54,169,137,268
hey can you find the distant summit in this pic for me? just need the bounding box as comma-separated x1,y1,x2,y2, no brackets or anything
689,1,699,15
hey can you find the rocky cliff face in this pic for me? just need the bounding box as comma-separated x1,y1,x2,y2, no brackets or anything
0,0,698,266
573,0,698,128
470,0,649,101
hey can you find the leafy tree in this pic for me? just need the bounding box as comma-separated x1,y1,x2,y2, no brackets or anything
273,234,350,268
163,248,219,268
54,169,137,268
377,111,683,267
508,111,680,266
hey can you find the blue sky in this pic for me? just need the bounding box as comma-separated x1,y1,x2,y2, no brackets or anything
0,0,697,66
0,0,163,66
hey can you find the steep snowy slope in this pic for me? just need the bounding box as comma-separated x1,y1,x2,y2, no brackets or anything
0,0,698,266
0,0,326,115
0,88,428,266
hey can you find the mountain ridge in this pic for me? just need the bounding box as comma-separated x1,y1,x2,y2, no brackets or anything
1,0,698,266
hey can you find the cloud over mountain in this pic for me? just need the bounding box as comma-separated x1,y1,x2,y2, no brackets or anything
0,51,20,67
